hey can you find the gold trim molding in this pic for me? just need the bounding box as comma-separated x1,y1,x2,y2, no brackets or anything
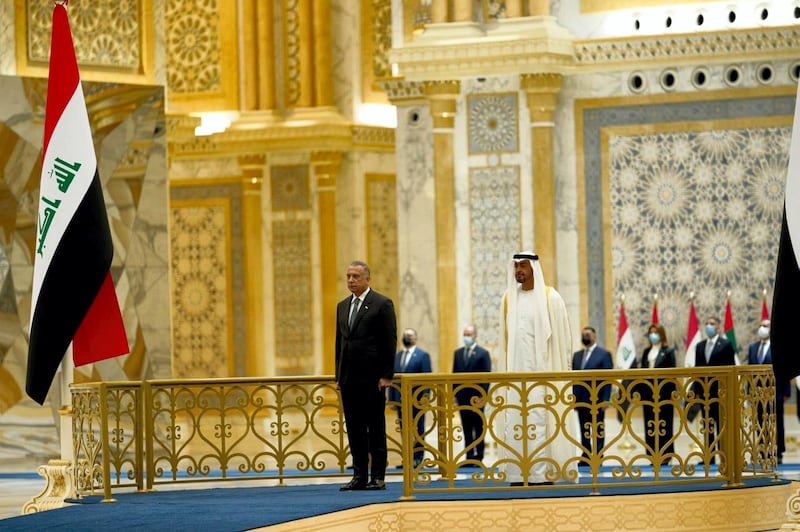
390,18,575,80
575,26,800,70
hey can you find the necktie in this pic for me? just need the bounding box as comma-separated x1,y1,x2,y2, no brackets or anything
757,342,766,364
348,297,360,329
705,340,713,363
581,348,591,369
401,350,410,369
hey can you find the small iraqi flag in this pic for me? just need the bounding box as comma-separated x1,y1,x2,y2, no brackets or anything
615,299,636,369
772,81,800,383
26,2,129,405
684,297,701,368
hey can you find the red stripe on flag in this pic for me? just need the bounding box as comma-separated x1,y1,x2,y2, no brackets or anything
617,301,628,345
761,296,770,321
73,272,129,366
43,5,80,158
651,299,659,325
685,300,699,351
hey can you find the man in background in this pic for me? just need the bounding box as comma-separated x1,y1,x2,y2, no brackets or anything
453,324,492,466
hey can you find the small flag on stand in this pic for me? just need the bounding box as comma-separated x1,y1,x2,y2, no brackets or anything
651,294,659,325
723,293,739,365
26,2,129,405
615,298,636,369
684,295,701,367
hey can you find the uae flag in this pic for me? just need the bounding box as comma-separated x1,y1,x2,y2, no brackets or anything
684,298,701,367
615,299,636,369
772,81,800,383
26,3,129,405
723,295,740,365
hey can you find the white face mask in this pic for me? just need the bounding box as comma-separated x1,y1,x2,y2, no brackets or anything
463,336,474,347
757,326,770,340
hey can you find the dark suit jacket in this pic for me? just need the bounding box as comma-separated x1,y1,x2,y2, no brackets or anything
747,341,791,396
452,345,491,406
388,347,431,404
692,335,735,400
335,288,397,388
694,336,736,368
572,345,613,404
635,345,677,401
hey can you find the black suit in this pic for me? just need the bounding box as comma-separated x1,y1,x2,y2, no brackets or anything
636,346,677,462
452,344,491,462
747,340,789,459
693,335,736,461
572,344,613,460
335,288,397,483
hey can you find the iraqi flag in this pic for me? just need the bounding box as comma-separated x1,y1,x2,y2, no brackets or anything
615,299,637,369
26,3,129,405
772,81,800,383
761,291,770,321
684,298,701,367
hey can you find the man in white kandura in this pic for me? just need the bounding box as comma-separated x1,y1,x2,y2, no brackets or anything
497,251,578,486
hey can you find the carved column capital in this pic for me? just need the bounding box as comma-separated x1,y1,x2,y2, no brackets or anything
424,80,460,129
521,73,563,123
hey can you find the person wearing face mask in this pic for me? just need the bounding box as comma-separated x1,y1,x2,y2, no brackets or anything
452,325,492,466
635,323,676,466
571,326,613,467
747,319,790,464
388,328,432,468
692,316,736,466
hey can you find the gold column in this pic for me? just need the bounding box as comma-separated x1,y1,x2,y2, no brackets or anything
312,151,342,376
424,80,459,372
239,155,266,376
505,0,523,17
430,0,448,23
521,73,562,286
453,0,472,21
242,0,276,109
296,0,315,107
528,0,549,16
313,0,333,106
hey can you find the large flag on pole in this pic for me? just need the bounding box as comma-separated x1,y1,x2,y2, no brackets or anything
772,81,800,383
615,298,636,369
761,290,770,321
684,296,701,367
651,295,659,325
26,3,129,405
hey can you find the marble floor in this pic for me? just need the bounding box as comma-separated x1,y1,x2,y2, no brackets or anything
2,400,800,521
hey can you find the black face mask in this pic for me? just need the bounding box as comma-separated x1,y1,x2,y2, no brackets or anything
581,335,592,346
402,337,412,347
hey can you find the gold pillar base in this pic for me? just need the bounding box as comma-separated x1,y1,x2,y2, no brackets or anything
21,459,77,514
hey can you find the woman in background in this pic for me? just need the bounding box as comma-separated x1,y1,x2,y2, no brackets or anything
637,323,676,466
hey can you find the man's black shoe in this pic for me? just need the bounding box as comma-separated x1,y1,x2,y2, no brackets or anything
340,477,367,491
365,479,386,490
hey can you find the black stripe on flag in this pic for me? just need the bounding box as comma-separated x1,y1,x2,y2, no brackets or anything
771,206,800,383
26,171,113,404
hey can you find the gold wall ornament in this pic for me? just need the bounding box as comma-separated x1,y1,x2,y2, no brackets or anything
165,0,239,113
361,0,392,104
16,0,155,84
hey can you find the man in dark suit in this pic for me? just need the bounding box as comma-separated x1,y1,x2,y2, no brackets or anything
388,328,431,467
693,316,736,465
335,261,397,491
747,318,790,464
572,326,613,466
452,324,492,466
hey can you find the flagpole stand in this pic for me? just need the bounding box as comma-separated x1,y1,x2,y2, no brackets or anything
22,349,78,514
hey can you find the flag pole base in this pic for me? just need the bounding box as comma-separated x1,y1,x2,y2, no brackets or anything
21,459,77,514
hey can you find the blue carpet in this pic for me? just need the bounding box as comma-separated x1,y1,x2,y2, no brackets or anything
1,472,790,531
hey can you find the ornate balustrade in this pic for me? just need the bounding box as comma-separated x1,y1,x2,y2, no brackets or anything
70,366,777,502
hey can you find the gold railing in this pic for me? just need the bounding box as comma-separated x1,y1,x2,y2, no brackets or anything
70,366,777,502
